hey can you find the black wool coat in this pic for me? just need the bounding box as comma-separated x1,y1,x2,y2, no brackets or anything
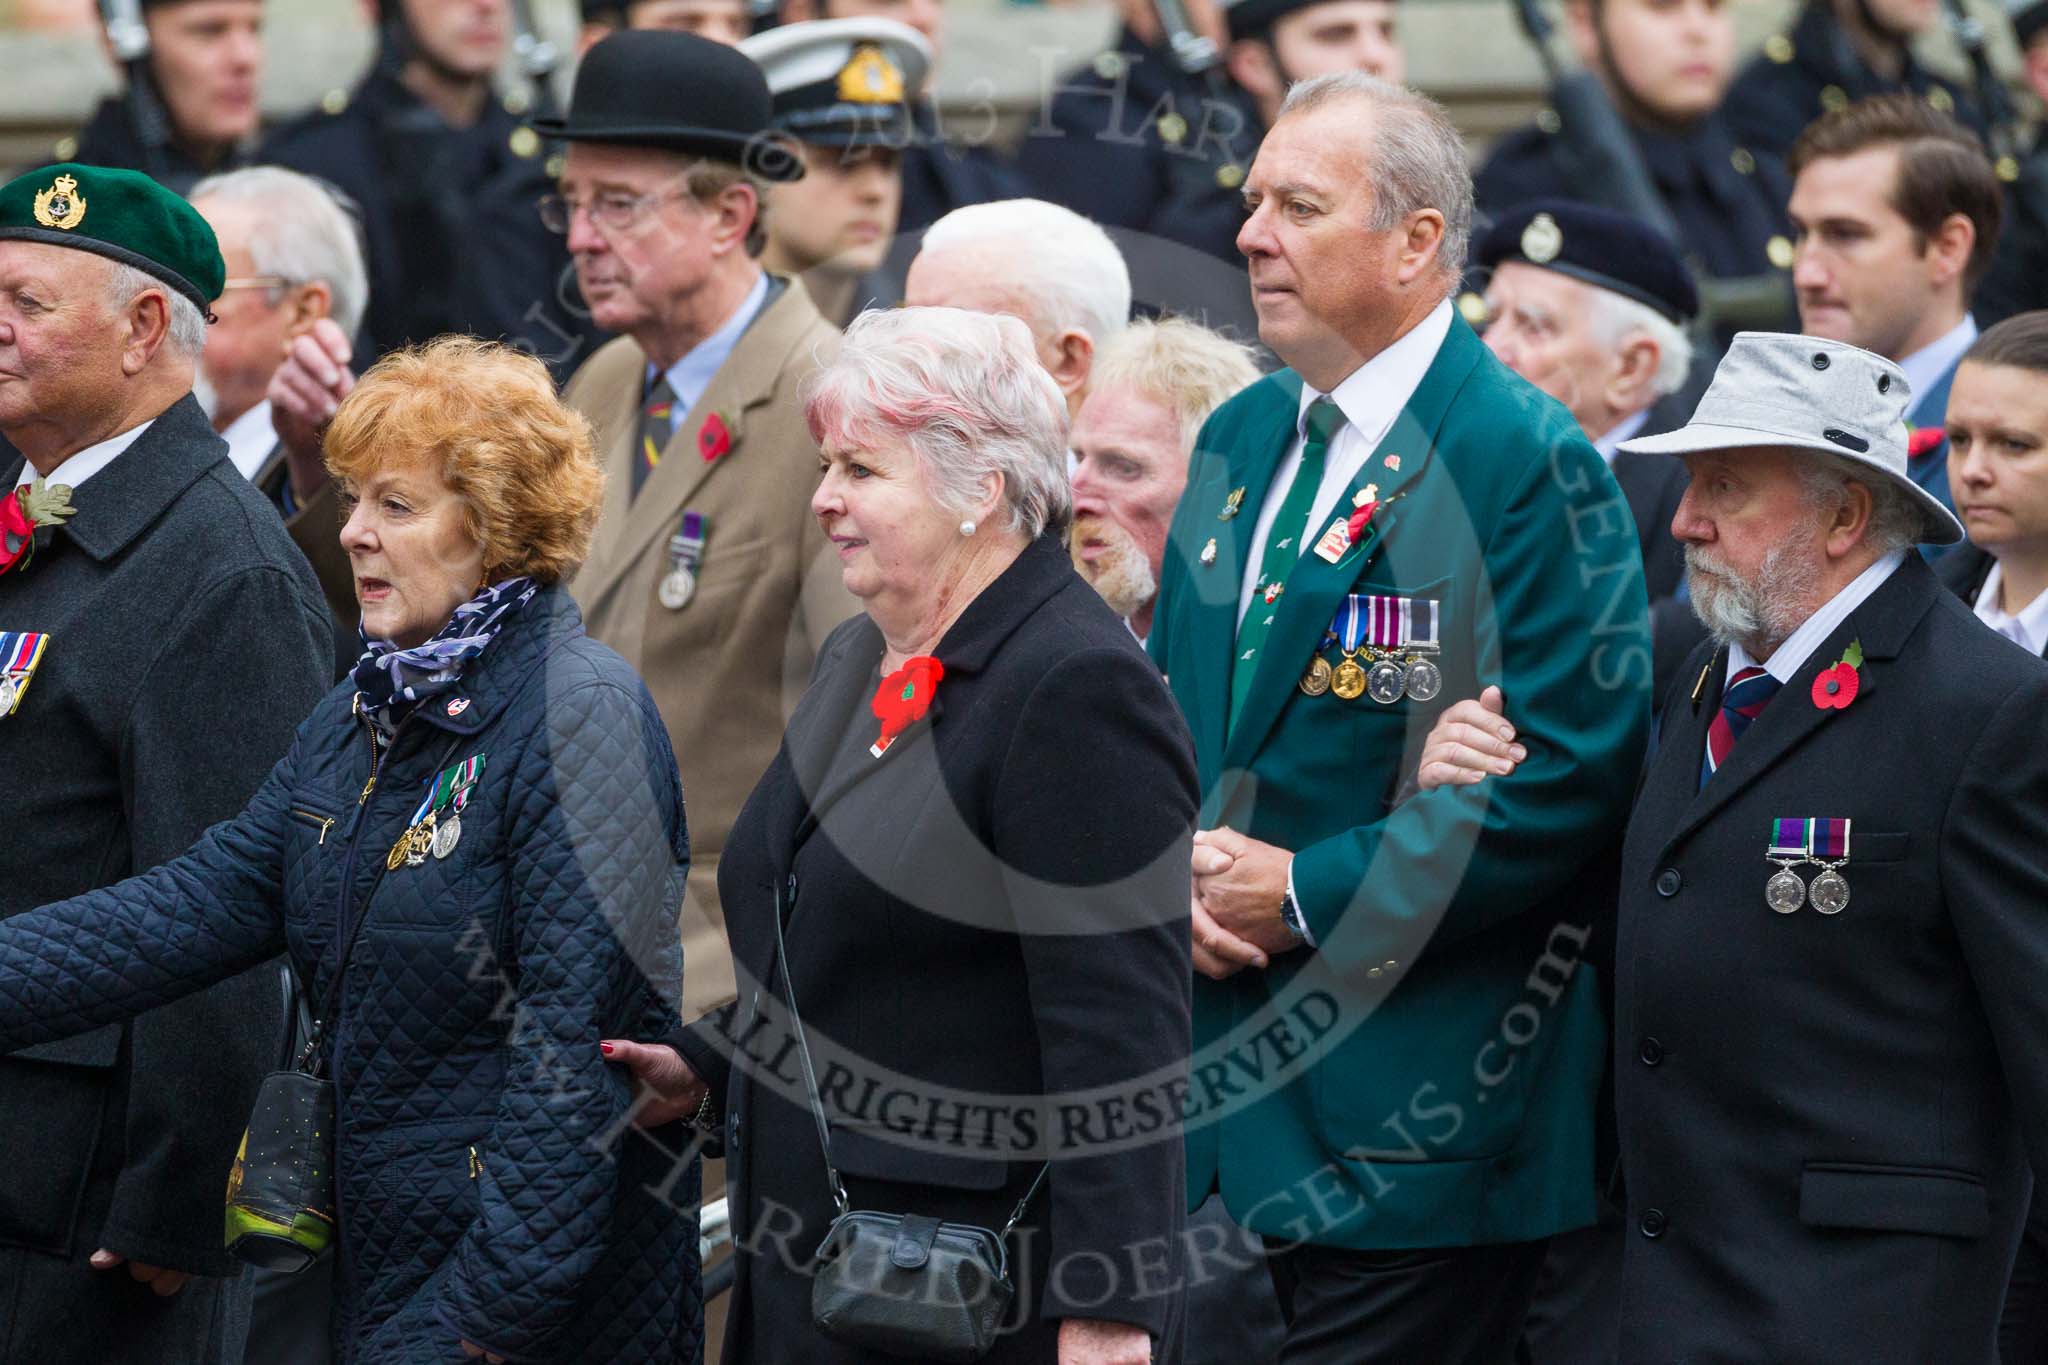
1614,554,2048,1363
676,534,1199,1364
0,395,331,1361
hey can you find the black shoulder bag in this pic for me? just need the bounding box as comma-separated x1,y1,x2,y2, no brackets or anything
771,883,1049,1362
225,727,469,1272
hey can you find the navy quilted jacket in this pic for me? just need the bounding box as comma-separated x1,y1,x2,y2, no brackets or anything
0,586,702,1363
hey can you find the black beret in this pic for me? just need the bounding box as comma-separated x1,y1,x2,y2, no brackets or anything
1477,198,1698,324
534,30,803,181
2013,0,2048,48
0,162,223,314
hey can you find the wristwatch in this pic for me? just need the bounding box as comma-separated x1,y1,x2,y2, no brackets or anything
1279,887,1310,944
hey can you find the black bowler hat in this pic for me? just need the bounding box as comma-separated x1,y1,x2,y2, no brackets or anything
740,19,931,148
1478,199,1698,325
535,30,804,181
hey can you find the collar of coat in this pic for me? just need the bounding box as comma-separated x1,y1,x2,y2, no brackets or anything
1,393,225,565
400,581,590,738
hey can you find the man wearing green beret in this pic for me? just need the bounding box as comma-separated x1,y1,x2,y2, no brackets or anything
0,163,330,1362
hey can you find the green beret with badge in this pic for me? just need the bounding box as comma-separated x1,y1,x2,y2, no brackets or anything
0,162,226,317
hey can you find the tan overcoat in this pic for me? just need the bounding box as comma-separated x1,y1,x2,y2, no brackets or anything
566,278,858,1015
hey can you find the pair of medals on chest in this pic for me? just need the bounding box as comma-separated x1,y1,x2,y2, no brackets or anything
387,754,487,871
1763,816,1852,915
1299,593,1443,704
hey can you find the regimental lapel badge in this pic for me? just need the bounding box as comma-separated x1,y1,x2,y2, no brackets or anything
32,173,86,231
1383,454,1402,472
1199,537,1218,567
1219,487,1245,521
0,631,50,718
1763,817,1852,914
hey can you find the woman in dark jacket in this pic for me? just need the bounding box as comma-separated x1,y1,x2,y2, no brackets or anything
610,307,1200,1365
0,339,699,1363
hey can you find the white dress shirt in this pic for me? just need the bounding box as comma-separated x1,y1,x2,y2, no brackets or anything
1973,561,2048,657
1594,408,1650,468
13,419,157,492
1724,549,1908,691
1237,300,1455,625
219,399,278,482
1897,315,1977,417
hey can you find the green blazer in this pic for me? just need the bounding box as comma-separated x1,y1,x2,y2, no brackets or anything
1151,316,1652,1250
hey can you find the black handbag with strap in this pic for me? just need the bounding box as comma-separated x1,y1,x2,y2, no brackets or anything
770,882,1048,1362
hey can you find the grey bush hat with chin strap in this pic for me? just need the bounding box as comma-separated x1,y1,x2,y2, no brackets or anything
1619,331,1965,546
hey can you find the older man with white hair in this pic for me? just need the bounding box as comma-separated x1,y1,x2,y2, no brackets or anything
1477,198,1708,706
1071,316,1262,643
1417,331,2048,1364
1148,73,1650,1362
0,163,330,1363
905,197,1132,417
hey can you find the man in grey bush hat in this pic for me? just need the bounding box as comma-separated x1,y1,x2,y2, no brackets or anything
1417,330,2048,1363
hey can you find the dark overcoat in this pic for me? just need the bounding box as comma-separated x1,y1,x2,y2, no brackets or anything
676,534,1199,1363
0,395,330,1361
1614,554,2048,1363
0,586,701,1363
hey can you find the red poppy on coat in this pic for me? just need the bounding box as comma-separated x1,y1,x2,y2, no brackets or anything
698,412,732,462
1812,662,1860,710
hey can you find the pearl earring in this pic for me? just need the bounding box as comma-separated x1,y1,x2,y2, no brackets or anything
959,519,977,537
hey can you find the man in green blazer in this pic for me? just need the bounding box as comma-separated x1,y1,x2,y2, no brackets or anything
1149,72,1652,1361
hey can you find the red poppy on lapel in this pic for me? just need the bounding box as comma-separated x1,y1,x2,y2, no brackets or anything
1812,639,1863,710
871,655,944,756
1346,499,1379,545
0,481,74,576
698,411,732,462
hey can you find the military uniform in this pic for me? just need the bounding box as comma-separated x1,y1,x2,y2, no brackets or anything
897,102,1029,233
1726,0,1983,173
262,70,604,378
1015,26,1259,267
67,97,245,197
1476,113,1794,320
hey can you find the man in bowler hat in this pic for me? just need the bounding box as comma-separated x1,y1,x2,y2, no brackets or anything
0,163,330,1363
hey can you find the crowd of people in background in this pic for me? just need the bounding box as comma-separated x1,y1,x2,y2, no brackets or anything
2,0,2048,1361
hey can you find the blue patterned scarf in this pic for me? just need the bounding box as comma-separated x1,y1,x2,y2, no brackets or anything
351,577,539,719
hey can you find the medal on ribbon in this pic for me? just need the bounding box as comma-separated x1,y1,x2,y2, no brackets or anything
388,754,487,870
1764,817,1811,914
1808,818,1852,914
658,511,707,611
0,631,50,718
1400,596,1442,702
1364,596,1409,704
1299,630,1336,697
1330,597,1369,701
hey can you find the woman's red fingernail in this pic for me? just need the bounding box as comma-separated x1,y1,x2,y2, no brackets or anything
600,1043,615,1056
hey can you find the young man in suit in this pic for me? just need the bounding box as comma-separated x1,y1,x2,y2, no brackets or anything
543,31,861,1021
1147,73,1651,1362
1476,199,1707,708
1788,95,2004,530
1422,331,2048,1363
0,164,331,1364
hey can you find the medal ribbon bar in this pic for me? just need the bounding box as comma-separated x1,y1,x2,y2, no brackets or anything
1767,817,1813,860
1812,818,1851,860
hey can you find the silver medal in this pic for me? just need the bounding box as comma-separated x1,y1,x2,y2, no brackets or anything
1809,867,1850,915
431,812,462,860
657,567,697,611
1765,865,1807,914
1366,656,1409,705
1403,656,1443,703
0,676,17,717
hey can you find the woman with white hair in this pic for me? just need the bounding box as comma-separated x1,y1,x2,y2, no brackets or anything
609,306,1199,1365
